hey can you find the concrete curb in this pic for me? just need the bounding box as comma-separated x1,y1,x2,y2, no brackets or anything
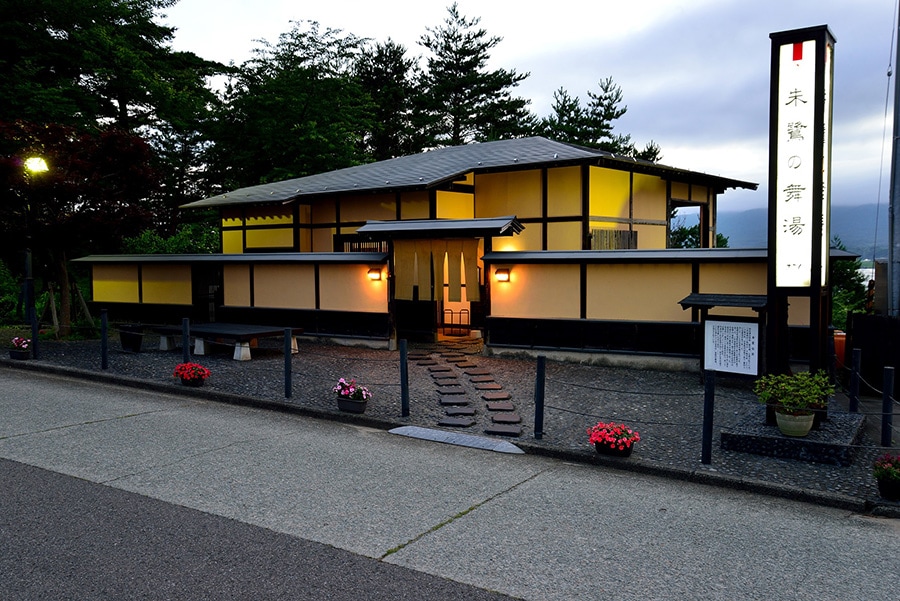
3,358,899,519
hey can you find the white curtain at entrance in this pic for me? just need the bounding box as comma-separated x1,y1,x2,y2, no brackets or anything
392,239,480,302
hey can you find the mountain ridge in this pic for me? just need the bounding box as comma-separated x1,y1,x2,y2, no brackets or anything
715,204,888,260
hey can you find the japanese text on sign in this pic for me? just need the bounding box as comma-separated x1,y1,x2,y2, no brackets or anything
704,321,759,376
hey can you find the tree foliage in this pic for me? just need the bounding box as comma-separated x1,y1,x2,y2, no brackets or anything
204,21,373,190
669,215,729,249
830,237,866,330
539,78,661,160
418,3,533,146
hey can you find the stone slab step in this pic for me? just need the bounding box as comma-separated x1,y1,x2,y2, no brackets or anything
445,407,476,416
431,373,457,380
482,391,511,401
438,417,476,427
435,379,462,387
484,424,522,437
428,365,453,373
486,401,515,412
474,382,502,390
416,360,438,366
469,375,495,383
408,353,431,360
440,352,464,358
445,357,468,363
438,386,465,395
464,368,491,376
440,396,469,406
491,413,521,424
456,362,478,369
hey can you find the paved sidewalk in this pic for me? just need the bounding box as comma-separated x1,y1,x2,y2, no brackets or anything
1,369,898,601
4,334,900,516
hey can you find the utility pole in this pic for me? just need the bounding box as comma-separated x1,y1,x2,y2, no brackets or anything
890,2,900,317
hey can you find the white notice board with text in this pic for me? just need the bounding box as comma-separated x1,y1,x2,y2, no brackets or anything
704,320,759,376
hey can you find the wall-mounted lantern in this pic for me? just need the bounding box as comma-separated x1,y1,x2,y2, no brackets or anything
367,267,382,281
495,268,510,282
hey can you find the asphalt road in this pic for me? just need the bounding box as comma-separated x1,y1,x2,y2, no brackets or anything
1,369,898,600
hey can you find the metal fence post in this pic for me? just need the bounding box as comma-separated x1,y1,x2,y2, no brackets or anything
848,348,861,413
181,318,190,364
534,355,546,440
100,309,108,370
400,339,409,417
284,328,292,399
701,370,716,465
882,366,895,448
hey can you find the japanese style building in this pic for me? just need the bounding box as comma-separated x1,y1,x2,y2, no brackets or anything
77,135,813,363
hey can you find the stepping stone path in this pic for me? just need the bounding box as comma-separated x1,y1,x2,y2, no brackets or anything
410,338,523,437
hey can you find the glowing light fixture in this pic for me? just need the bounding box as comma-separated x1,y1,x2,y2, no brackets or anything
495,268,510,282
24,157,48,174
367,268,382,281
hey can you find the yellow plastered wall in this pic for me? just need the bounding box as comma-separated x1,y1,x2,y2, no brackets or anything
547,167,581,217
141,264,192,305
586,263,692,321
547,221,582,250
245,205,293,225
492,225,540,252
490,264,580,319
634,224,667,249
312,228,335,252
633,174,667,221
475,171,542,219
437,191,474,219
92,264,139,303
590,167,630,220
245,228,293,249
253,264,316,309
671,182,710,203
223,265,251,306
222,209,243,227
341,193,396,222
319,264,388,313
787,296,811,326
312,199,336,224
699,263,767,295
222,230,243,254
400,191,430,219
701,262,767,319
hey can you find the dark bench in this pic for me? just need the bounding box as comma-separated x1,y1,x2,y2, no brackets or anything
152,323,303,361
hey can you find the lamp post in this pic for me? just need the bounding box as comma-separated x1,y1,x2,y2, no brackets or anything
23,156,47,358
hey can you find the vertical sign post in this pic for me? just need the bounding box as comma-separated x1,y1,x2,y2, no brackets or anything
767,26,835,374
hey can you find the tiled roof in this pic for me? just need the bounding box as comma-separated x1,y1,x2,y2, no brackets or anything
182,137,757,209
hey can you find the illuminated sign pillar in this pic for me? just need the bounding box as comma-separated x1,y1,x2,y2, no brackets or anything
766,26,835,374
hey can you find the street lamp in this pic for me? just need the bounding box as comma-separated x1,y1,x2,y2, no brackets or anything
23,156,47,358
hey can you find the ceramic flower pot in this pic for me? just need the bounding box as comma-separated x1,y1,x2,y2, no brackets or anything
877,478,900,501
775,411,814,437
180,377,205,387
336,396,367,414
594,442,635,458
8,349,30,360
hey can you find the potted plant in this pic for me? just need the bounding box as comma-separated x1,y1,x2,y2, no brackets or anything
173,362,210,387
753,371,834,437
9,336,31,360
873,453,900,501
587,421,640,457
333,378,371,413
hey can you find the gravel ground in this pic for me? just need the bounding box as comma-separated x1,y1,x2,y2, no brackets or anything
11,330,899,511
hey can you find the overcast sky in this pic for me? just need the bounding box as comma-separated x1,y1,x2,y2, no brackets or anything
163,0,897,213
